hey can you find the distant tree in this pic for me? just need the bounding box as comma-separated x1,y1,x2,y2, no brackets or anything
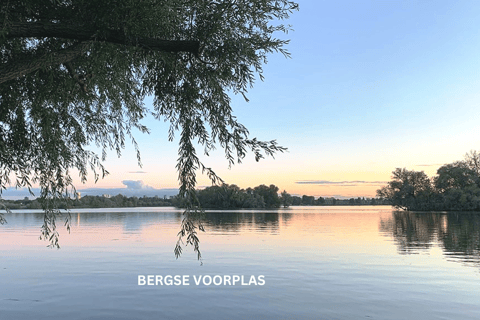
280,190,292,208
434,162,478,192
301,195,315,205
291,196,302,206
253,184,281,208
316,197,325,205
377,168,434,210
242,193,266,209
434,162,480,210
176,183,286,209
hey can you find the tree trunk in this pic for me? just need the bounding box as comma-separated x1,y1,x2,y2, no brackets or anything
5,22,200,54
0,22,201,84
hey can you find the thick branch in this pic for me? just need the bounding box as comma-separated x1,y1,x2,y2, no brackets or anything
0,42,89,84
5,22,200,54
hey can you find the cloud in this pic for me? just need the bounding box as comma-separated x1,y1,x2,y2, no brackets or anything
295,180,388,186
415,164,443,167
122,180,153,190
128,171,147,174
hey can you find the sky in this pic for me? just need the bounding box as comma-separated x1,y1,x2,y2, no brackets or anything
67,0,480,198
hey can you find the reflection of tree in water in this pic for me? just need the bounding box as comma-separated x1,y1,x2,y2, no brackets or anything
203,212,280,233
281,212,292,225
13,210,282,233
379,211,440,253
255,213,280,233
2,211,185,233
441,213,480,258
380,211,480,266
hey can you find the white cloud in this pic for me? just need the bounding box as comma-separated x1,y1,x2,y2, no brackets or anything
122,180,153,190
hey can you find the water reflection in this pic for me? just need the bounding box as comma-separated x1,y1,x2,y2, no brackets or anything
3,207,480,320
204,212,284,234
380,211,480,266
1,209,288,240
2,210,183,229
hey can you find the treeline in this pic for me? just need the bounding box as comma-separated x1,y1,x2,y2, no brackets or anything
173,183,388,209
1,194,173,210
173,184,283,209
377,150,480,211
2,186,388,210
291,195,389,206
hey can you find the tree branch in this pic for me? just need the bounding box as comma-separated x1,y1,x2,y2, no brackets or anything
0,41,90,84
5,22,200,54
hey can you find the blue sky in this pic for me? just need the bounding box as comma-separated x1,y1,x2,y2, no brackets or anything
71,0,480,198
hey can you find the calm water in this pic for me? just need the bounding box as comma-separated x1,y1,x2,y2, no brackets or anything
1,206,480,319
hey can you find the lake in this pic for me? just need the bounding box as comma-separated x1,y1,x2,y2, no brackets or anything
1,206,480,319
